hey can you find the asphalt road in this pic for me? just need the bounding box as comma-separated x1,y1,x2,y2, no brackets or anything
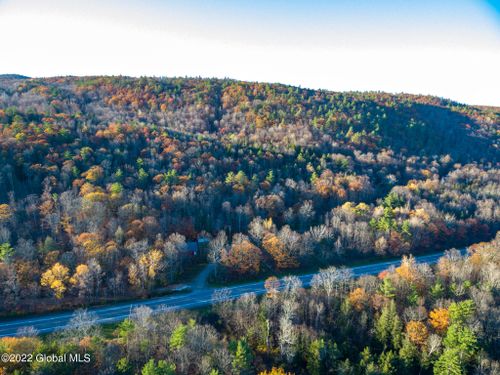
0,250,463,337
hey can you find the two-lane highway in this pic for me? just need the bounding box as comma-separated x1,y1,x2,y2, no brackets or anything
0,250,463,337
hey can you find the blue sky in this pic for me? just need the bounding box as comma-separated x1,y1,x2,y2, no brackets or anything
0,0,499,105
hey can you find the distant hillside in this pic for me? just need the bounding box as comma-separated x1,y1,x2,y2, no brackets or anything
0,74,30,80
1,76,498,159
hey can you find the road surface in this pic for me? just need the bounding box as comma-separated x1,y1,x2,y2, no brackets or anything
0,250,462,337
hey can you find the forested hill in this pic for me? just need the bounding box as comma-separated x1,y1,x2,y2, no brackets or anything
0,76,498,312
0,76,498,160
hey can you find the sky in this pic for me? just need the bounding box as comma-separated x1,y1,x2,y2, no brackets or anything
0,0,499,106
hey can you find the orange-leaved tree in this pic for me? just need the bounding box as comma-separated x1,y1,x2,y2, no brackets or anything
222,240,262,275
406,320,429,346
262,234,298,270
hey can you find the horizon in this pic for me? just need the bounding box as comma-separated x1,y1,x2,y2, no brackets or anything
2,73,500,108
0,0,499,106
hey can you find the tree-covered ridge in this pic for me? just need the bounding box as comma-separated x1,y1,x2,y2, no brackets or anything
2,76,498,153
0,76,498,313
0,236,498,375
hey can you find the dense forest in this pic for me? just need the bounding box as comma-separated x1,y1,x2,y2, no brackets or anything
0,236,498,374
0,75,498,314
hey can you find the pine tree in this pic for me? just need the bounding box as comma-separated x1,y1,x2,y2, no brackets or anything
390,314,403,350
117,318,134,344
265,170,275,184
337,358,355,375
358,347,379,375
379,278,396,299
0,242,14,262
399,338,419,372
306,338,325,375
169,323,188,350
141,359,176,375
116,357,131,374
232,339,253,375
430,281,445,299
434,349,464,375
407,285,419,306
324,340,342,372
443,324,477,362
448,300,475,325
375,300,402,349
378,351,397,375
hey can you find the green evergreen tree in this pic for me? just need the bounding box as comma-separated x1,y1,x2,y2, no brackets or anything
225,172,235,185
379,278,396,299
383,192,403,209
265,170,275,184
163,169,178,185
390,314,403,350
116,357,132,374
0,242,14,261
401,220,411,238
117,318,134,343
443,324,477,362
448,300,475,325
141,359,175,375
378,351,397,375
399,338,419,371
337,358,355,375
324,340,342,372
310,171,318,184
430,281,445,299
375,300,402,349
138,168,149,184
407,285,419,306
359,347,380,375
306,338,325,375
433,349,464,375
232,339,253,375
169,323,188,350
110,182,123,195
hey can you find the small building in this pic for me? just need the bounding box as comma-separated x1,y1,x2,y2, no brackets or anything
183,237,209,258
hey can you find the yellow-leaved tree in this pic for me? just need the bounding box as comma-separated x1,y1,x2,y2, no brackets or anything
429,308,450,334
41,262,70,299
348,287,369,312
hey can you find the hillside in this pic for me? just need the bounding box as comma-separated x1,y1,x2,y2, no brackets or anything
0,76,498,313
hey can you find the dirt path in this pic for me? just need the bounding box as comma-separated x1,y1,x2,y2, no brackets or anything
190,263,215,290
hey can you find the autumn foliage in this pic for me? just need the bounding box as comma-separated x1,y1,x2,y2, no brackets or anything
406,320,429,346
429,308,450,334
222,240,263,275
0,75,497,314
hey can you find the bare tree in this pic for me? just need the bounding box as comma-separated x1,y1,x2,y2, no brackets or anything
311,266,352,303
16,326,39,337
282,275,303,300
63,309,101,342
208,231,227,278
278,311,297,363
